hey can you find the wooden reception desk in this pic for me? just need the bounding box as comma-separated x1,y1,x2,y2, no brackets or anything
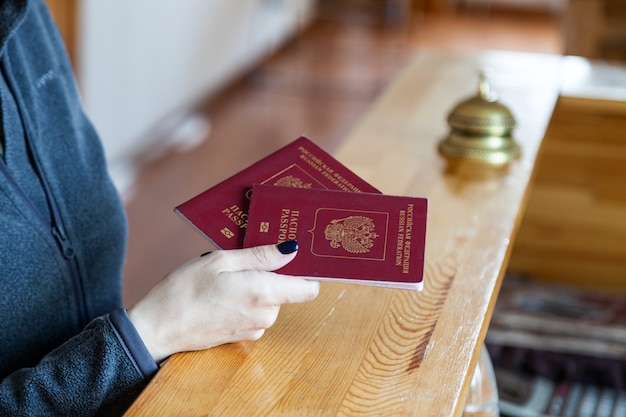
124,51,577,416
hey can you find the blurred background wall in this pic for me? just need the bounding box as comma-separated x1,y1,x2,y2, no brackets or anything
47,0,316,194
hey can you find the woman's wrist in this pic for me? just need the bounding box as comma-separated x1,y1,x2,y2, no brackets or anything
127,304,170,363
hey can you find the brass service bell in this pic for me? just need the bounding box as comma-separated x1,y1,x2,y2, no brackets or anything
438,71,521,165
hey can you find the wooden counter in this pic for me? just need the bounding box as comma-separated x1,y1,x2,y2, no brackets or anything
124,51,562,416
508,56,626,291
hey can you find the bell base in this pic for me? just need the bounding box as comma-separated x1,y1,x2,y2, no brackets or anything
438,135,521,166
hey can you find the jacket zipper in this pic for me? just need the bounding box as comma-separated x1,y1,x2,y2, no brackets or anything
0,145,89,332
29,157,90,332
1,63,89,331
50,217,88,331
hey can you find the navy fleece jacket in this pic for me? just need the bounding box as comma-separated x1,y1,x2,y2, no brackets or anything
0,1,158,415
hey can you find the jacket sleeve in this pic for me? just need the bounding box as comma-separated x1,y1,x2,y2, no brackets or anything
0,309,158,417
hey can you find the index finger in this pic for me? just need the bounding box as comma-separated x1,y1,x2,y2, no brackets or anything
208,242,299,273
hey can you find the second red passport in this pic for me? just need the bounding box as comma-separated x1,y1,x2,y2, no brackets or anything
244,184,428,290
175,136,380,250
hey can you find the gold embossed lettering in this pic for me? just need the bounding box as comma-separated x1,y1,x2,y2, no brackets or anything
222,204,249,229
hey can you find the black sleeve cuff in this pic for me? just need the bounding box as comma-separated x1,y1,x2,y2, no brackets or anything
107,308,159,379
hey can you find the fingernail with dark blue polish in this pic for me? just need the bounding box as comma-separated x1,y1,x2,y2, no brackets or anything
277,240,298,254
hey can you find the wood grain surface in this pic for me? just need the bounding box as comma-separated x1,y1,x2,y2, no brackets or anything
124,51,562,416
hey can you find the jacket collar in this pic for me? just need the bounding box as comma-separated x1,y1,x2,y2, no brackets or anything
0,0,28,54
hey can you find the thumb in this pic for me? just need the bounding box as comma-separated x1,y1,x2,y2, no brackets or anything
214,240,299,273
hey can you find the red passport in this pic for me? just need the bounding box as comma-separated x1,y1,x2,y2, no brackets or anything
175,136,381,249
243,184,427,290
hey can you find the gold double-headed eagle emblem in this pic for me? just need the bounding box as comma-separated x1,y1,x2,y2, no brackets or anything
324,216,378,254
273,175,312,189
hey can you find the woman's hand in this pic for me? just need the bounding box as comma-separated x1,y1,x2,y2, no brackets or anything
128,241,319,363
